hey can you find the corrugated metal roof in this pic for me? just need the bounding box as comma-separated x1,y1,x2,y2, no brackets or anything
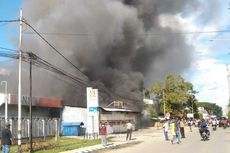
101,107,138,112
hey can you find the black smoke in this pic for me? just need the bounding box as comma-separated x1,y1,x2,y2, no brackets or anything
0,0,220,109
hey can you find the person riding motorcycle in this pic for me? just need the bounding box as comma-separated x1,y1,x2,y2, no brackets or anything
211,119,217,131
199,119,210,137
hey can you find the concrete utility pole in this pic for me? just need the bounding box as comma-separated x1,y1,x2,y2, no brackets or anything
18,9,23,153
1,81,8,122
227,65,230,106
163,89,165,115
29,53,33,153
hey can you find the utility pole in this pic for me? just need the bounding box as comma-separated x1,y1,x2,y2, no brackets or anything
163,89,165,115
227,65,230,110
29,53,33,153
1,81,8,122
18,9,23,153
227,65,230,100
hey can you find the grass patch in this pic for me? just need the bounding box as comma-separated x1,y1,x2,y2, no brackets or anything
10,137,101,153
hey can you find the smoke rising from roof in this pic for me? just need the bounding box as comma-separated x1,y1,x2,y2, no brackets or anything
1,0,218,107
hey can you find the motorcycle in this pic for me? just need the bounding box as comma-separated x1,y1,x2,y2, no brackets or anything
200,128,210,141
212,124,217,131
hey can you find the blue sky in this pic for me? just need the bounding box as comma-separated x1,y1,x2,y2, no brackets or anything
0,0,23,50
1,0,230,114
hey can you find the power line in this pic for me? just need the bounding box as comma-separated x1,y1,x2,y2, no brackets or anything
22,29,230,37
0,19,20,23
24,52,90,87
24,31,93,37
22,19,89,80
0,50,140,103
0,46,18,52
0,51,19,59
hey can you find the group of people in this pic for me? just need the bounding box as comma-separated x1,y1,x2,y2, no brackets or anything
162,118,214,144
163,118,186,144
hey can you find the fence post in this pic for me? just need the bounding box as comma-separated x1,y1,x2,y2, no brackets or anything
55,119,58,142
27,119,30,138
9,118,13,133
42,119,46,141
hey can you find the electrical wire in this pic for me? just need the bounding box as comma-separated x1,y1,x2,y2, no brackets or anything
27,52,142,103
0,50,140,104
22,19,89,80
0,19,20,23
23,52,90,87
22,29,230,37
0,46,18,52
23,31,93,37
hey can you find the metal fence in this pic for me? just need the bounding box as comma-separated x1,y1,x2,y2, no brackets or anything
0,118,59,140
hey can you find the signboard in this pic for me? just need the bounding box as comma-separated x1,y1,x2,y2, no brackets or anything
89,107,99,112
187,113,194,118
86,87,99,137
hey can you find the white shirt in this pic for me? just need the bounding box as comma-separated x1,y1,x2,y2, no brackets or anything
126,122,133,130
163,122,169,132
212,120,217,125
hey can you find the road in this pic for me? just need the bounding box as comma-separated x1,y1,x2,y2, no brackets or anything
103,127,230,153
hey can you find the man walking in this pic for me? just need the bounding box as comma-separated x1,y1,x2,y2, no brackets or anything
126,120,133,141
163,120,169,141
1,123,13,153
188,119,193,132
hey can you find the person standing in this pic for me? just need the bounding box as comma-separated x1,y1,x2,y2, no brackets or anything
188,119,193,132
170,120,178,144
175,119,181,143
126,121,133,141
99,122,107,146
180,120,186,138
163,120,169,141
1,123,13,153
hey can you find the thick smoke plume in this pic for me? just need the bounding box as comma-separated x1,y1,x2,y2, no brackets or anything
1,0,218,108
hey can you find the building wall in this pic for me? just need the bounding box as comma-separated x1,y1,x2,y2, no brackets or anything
61,106,87,125
0,105,53,118
100,111,138,133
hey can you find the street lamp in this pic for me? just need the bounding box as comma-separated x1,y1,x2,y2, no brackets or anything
1,81,8,122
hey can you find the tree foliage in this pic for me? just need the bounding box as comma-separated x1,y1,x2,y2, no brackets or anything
149,73,197,116
196,102,222,117
227,111,230,118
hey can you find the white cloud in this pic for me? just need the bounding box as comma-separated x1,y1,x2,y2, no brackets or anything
190,57,229,113
158,2,230,114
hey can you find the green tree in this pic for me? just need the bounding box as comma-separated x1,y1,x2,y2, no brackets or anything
196,102,222,117
227,111,230,118
149,73,197,116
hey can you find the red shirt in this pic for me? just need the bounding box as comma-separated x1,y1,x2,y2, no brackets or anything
99,125,107,135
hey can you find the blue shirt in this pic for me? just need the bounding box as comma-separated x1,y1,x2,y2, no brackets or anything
200,121,207,129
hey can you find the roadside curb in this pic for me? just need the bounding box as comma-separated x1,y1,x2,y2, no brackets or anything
73,140,139,153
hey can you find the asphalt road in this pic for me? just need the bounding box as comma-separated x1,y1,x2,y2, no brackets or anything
103,127,230,153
